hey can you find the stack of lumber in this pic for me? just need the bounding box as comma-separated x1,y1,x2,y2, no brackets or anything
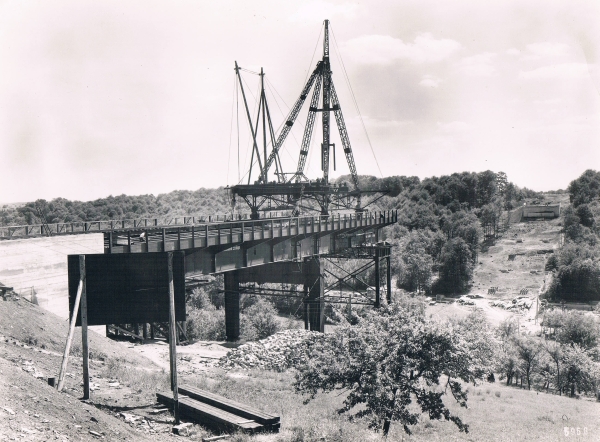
157,384,280,434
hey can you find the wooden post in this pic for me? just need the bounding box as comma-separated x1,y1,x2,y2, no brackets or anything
80,256,90,400
167,252,179,424
386,256,392,304
57,255,85,392
374,255,380,308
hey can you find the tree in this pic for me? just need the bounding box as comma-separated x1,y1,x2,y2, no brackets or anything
513,336,542,390
496,318,518,350
556,311,600,350
544,341,564,395
397,231,434,293
561,344,600,397
567,169,600,207
435,238,474,294
450,310,497,379
293,303,482,436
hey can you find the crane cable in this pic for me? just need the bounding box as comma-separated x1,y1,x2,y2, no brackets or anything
227,75,236,186
330,24,384,178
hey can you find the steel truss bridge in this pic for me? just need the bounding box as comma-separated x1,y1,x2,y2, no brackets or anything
103,210,397,337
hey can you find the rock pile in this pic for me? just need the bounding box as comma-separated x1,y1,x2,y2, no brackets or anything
218,329,322,371
490,297,533,311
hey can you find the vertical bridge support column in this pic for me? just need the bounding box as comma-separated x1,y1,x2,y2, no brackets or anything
224,271,240,341
303,258,324,332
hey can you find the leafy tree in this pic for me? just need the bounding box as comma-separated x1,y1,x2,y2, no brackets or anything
435,238,474,294
576,204,595,228
561,344,600,397
556,311,600,350
450,310,497,379
396,231,434,293
513,336,542,390
496,318,518,350
543,340,564,395
567,169,600,207
293,303,483,436
441,211,482,260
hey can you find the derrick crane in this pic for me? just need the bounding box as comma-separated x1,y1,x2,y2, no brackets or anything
231,20,383,218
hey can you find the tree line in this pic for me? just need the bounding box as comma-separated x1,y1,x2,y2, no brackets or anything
544,169,600,302
0,188,231,227
342,171,539,295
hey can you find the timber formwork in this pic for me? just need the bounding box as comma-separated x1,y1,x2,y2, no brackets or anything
103,210,397,339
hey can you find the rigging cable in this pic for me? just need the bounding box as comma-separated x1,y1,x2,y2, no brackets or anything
236,73,240,183
330,24,384,178
264,78,307,168
227,75,236,186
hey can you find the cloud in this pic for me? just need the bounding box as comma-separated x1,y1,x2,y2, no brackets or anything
525,42,569,59
519,62,592,80
343,33,461,65
456,52,497,76
419,74,442,88
506,48,521,56
290,1,358,22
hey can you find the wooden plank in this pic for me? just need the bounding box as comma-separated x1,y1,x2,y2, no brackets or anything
178,385,279,425
57,256,85,392
156,392,264,432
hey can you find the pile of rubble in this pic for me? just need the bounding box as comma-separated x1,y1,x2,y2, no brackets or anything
490,297,533,311
218,329,322,371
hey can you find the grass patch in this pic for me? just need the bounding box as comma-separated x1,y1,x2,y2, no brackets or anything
101,356,169,393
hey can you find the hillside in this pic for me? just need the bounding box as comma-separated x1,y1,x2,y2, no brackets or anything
0,296,173,441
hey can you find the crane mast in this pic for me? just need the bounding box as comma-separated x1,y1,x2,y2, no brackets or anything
231,20,374,218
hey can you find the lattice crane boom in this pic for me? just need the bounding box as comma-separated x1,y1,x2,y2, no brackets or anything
260,63,322,183
295,67,323,181
330,82,359,190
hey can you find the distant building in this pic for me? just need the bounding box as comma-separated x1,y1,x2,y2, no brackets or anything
522,204,561,220
509,204,561,223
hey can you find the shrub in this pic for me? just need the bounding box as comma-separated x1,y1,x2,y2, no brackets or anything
186,308,226,341
241,298,281,341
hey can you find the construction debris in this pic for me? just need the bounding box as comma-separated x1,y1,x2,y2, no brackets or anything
218,329,321,371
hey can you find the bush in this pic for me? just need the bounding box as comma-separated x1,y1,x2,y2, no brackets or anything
240,298,281,341
186,307,226,341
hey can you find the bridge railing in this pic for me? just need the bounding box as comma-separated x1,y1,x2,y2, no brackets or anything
104,210,398,253
0,210,397,240
0,210,301,240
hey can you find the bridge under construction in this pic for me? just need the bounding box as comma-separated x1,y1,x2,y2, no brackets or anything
2,20,396,342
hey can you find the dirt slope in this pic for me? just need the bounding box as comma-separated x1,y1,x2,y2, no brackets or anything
0,296,176,441
471,219,561,300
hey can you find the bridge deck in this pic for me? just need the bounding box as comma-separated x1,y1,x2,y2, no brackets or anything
105,211,397,255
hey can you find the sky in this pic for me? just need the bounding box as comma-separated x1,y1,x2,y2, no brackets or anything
0,0,599,204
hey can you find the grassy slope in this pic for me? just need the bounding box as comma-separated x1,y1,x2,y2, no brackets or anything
179,367,599,442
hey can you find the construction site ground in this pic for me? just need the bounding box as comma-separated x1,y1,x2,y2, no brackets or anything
427,212,564,333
